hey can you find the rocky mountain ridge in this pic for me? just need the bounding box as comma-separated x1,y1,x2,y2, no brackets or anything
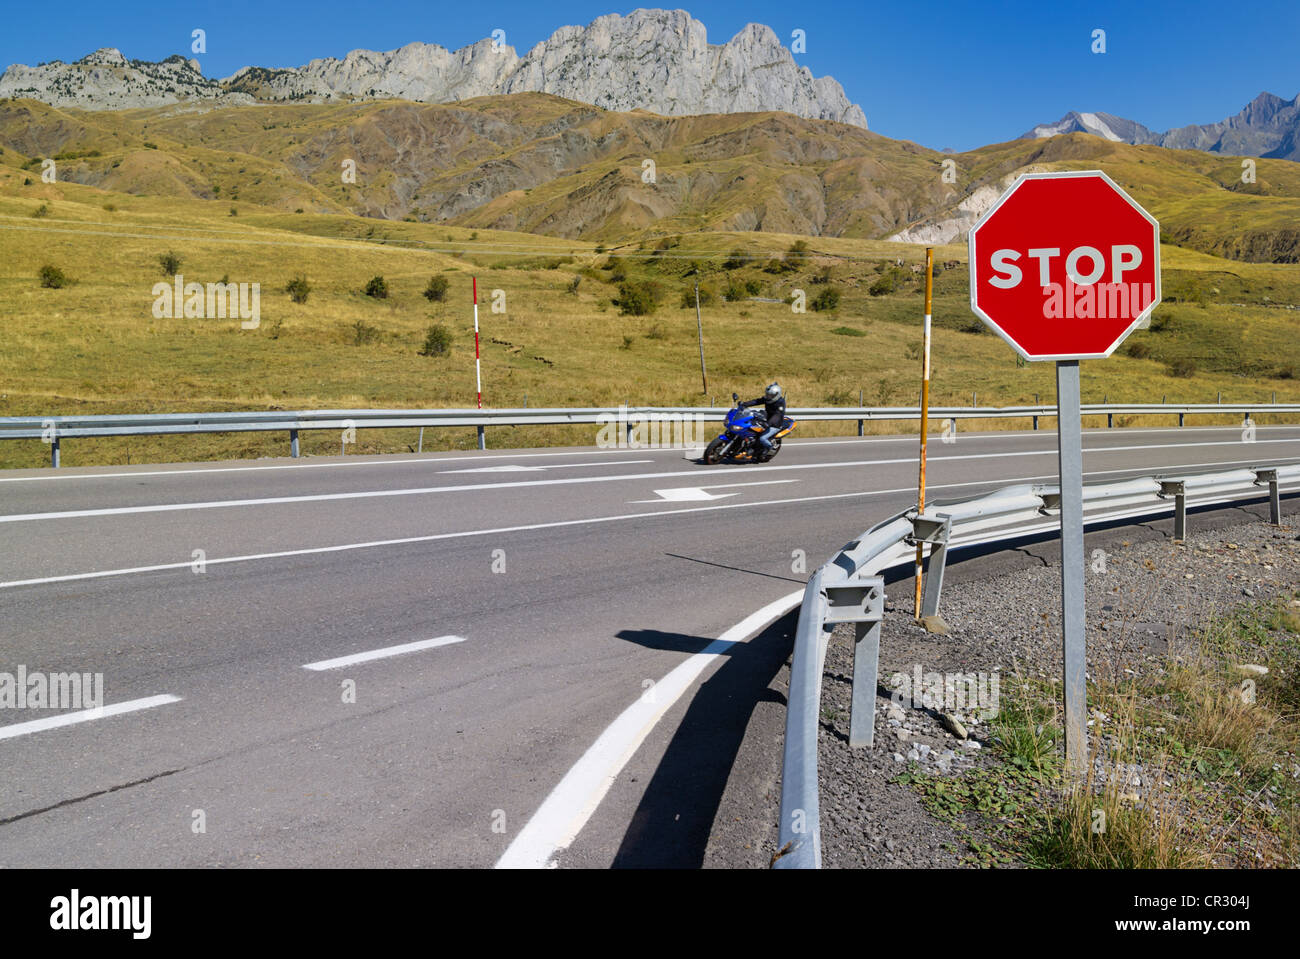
0,9,867,129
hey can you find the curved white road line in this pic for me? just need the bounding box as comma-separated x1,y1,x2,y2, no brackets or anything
495,590,803,869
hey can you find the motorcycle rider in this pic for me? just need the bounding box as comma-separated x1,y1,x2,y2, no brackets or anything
738,382,787,451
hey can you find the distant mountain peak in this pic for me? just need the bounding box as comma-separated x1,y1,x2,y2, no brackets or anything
1022,92,1300,162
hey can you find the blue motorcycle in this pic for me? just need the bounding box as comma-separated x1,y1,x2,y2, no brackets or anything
702,393,797,464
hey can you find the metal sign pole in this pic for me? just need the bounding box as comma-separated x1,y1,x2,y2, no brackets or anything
473,276,485,450
1055,359,1087,775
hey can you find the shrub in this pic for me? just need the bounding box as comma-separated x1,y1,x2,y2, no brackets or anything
363,275,388,299
831,326,865,337
723,248,749,270
1168,358,1197,378
722,280,746,302
680,284,715,308
102,202,117,212
158,250,183,275
744,278,762,296
285,274,311,304
616,280,657,316
645,324,667,340
811,287,841,312
351,319,380,345
418,324,453,356
38,264,71,288
423,275,449,302
567,276,581,295
1124,340,1152,359
868,274,895,296
31,203,50,218
229,207,238,216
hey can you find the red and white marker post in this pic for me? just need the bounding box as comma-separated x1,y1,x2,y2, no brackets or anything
473,276,485,450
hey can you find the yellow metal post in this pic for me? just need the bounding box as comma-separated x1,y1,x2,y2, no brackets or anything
915,248,934,619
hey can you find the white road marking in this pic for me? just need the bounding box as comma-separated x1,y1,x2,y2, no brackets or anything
631,479,798,502
1,455,1294,591
441,459,653,474
5,438,1296,524
495,590,804,868
1,426,1291,484
302,636,467,671
0,695,181,741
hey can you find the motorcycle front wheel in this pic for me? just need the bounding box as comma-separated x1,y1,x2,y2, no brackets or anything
703,436,729,464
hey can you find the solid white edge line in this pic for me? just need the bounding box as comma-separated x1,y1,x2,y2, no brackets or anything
302,636,467,671
3,455,1296,591
495,590,803,869
6,437,1298,524
0,695,182,741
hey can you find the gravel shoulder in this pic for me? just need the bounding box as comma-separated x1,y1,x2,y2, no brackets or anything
707,499,1300,868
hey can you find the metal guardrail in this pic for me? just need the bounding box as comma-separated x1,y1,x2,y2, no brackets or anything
3,402,1298,467
772,462,1300,869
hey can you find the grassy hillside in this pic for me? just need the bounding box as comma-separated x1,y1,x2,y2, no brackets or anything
2,149,1298,469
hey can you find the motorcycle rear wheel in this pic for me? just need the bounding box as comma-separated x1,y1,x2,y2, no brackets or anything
756,438,782,463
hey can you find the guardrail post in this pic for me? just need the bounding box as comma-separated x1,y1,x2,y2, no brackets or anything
1107,413,1114,428
1255,468,1281,524
477,425,486,451
50,435,60,468
909,515,952,618
824,575,885,748
1178,413,1185,428
1160,480,1187,541
1032,415,1039,430
290,429,299,458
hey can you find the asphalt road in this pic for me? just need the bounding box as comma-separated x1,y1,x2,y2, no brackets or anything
2,424,1298,867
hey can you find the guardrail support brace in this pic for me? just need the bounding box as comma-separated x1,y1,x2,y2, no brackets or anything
1255,468,1281,524
824,575,885,748
50,436,60,468
1178,413,1185,427
1107,413,1113,428
1032,415,1038,430
290,429,299,458
477,425,486,451
857,418,863,437
909,514,951,619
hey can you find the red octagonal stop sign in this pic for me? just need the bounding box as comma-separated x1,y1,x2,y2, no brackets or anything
968,170,1161,361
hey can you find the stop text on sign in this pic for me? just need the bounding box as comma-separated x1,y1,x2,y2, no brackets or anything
967,171,1161,360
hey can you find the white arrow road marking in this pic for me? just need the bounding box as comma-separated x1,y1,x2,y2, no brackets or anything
302,635,467,671
495,590,803,869
441,459,653,474
0,695,182,741
630,479,798,503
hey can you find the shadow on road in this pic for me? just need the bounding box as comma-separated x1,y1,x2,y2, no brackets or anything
610,609,797,868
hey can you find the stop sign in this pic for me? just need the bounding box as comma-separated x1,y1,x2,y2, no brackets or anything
968,171,1161,360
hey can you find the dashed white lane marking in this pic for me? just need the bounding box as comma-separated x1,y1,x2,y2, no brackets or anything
0,695,182,741
441,460,653,474
495,590,804,869
302,636,467,671
5,438,1296,524
2,455,1295,591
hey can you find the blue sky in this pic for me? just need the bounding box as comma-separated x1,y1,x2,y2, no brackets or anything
2,0,1296,151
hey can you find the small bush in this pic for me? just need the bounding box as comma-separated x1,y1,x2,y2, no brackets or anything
616,280,658,316
723,248,749,270
644,324,667,340
38,264,71,288
744,278,762,296
831,326,865,337
418,324,453,356
722,280,746,302
423,275,449,302
351,319,380,345
810,287,841,312
868,274,895,296
1124,340,1152,359
285,274,311,304
680,284,715,308
1168,358,1197,378
102,202,117,212
31,203,50,218
363,275,389,299
158,250,183,275
904,343,922,360
229,207,238,216
620,335,634,350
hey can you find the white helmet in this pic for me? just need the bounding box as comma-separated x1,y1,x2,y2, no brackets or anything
765,382,782,400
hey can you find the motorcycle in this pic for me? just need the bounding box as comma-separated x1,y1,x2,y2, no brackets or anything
702,393,797,464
